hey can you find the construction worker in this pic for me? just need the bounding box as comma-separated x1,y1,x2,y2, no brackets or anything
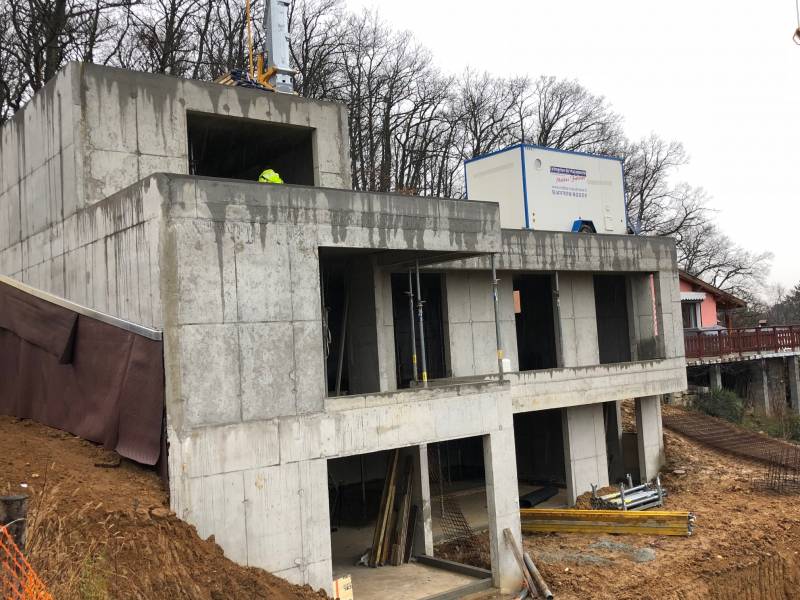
258,168,284,184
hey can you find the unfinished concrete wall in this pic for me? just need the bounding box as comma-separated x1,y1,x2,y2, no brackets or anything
444,270,517,377
1,172,166,327
557,272,599,367
0,62,352,290
154,175,514,591
628,273,664,361
635,395,665,483
0,66,81,285
562,403,609,504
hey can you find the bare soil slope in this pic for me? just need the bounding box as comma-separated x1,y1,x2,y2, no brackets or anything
0,415,327,600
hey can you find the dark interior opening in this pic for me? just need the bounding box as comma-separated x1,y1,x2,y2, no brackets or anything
391,272,449,387
187,111,315,185
328,451,391,529
428,438,486,490
594,274,632,364
513,410,566,487
321,253,351,396
320,247,388,397
513,274,558,371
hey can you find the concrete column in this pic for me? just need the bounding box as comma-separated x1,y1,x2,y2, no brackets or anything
710,364,722,390
789,356,800,413
604,401,625,483
483,429,523,592
410,444,433,556
562,404,609,505
635,396,665,483
751,359,771,416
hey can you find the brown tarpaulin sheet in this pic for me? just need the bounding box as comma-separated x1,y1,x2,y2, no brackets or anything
0,280,164,466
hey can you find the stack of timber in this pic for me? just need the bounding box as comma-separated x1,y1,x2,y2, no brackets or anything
368,449,418,567
520,508,695,537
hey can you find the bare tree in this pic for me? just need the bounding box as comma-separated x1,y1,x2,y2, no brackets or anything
530,76,623,154
1,0,132,111
289,0,344,99
623,135,708,236
678,220,772,298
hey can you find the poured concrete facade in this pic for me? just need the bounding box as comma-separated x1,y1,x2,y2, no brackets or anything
1,63,687,595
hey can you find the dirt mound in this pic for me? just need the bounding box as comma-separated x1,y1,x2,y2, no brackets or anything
0,416,327,599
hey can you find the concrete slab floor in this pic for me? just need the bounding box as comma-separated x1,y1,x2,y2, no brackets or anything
330,483,567,598
331,515,481,599
336,562,480,600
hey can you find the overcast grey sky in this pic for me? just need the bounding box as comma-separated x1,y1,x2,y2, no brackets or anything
347,0,800,291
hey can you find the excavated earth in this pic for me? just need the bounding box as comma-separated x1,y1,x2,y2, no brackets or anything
520,404,800,599
0,415,327,600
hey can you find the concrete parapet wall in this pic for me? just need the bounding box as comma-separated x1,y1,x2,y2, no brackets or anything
449,228,678,273
0,174,167,327
509,357,687,412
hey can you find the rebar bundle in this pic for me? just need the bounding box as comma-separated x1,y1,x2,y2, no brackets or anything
753,446,800,494
663,411,799,467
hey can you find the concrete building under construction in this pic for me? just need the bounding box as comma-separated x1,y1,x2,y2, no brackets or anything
0,63,687,596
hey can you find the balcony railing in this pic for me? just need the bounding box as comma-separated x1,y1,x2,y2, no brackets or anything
684,326,800,359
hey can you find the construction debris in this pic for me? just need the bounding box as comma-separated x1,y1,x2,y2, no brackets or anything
367,450,418,568
520,508,695,537
503,528,553,600
591,475,667,511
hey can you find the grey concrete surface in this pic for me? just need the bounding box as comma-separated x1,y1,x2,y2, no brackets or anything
562,403,609,505
635,395,665,483
789,356,800,413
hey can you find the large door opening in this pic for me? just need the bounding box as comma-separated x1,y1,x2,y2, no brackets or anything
391,272,449,387
594,274,632,364
187,111,315,185
512,274,558,371
328,446,488,598
513,410,567,488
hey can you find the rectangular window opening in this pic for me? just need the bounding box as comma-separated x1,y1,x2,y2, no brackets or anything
187,111,315,185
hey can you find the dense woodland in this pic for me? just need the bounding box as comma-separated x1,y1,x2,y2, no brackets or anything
0,0,776,306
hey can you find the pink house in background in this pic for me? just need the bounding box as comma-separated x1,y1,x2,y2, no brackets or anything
679,271,746,331
679,271,800,417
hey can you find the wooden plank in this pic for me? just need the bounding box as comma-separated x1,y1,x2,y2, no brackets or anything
503,528,536,596
404,504,418,563
369,449,400,567
378,449,401,565
392,458,414,565
521,508,693,521
521,523,690,536
382,502,397,565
